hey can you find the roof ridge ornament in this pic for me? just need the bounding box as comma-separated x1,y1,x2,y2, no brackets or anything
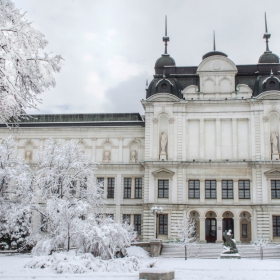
162,15,170,55
263,12,271,53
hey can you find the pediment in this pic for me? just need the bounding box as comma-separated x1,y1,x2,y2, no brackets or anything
256,90,280,100
197,55,237,73
146,93,180,102
152,168,175,179
264,169,280,178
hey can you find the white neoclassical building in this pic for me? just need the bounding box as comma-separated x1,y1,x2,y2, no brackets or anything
1,18,280,244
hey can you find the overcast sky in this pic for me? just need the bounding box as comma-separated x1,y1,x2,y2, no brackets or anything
13,0,280,115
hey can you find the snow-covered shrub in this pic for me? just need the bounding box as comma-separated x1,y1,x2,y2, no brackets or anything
126,246,150,259
0,0,62,124
253,231,269,260
25,252,154,274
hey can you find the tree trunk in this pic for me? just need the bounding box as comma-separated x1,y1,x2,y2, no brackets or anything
261,247,263,260
185,246,187,260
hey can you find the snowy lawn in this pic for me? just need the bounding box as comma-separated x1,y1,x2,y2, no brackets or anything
0,253,280,280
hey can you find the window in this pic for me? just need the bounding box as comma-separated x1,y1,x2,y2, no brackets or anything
159,214,168,235
273,216,280,237
107,214,114,220
188,180,200,198
134,214,141,235
124,178,131,198
107,178,115,198
97,177,104,189
123,214,131,224
135,178,142,199
239,180,250,199
222,180,233,199
271,180,280,199
69,181,77,196
205,180,216,199
242,224,247,238
158,180,169,198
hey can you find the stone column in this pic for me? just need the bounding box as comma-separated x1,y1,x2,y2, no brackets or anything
233,179,239,204
216,119,221,159
118,138,123,163
234,217,241,243
216,217,223,243
91,138,96,161
153,118,158,160
200,179,205,204
232,118,237,159
199,218,206,243
217,179,222,204
199,119,205,159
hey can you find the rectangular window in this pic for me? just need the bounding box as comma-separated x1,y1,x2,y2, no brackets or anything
188,180,200,198
222,180,233,199
159,214,168,235
107,214,114,220
123,178,131,198
242,224,247,238
135,178,142,199
134,214,141,235
107,178,115,198
123,214,131,224
271,180,280,199
158,180,169,198
273,216,280,237
205,180,216,199
239,180,250,199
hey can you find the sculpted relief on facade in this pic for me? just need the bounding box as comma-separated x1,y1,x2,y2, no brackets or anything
130,150,137,163
159,131,167,160
271,131,279,160
103,150,111,163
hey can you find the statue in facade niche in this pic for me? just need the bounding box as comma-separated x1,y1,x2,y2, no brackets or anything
131,150,137,163
103,150,110,163
25,150,32,161
160,131,167,154
271,131,279,154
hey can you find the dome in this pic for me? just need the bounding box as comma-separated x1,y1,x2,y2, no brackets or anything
155,54,176,68
258,51,279,63
202,50,227,60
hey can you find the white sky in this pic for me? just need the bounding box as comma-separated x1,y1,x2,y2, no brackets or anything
12,0,280,115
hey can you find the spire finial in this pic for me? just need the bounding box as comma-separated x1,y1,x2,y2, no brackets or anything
163,70,166,78
270,69,273,76
263,12,271,52
213,30,216,51
145,79,148,90
162,15,170,55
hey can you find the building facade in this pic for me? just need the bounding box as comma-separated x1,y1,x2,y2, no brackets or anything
1,19,280,243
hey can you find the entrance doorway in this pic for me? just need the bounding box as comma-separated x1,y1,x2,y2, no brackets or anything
222,211,234,242
205,218,217,243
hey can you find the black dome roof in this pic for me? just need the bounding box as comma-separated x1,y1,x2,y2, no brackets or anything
258,51,279,63
202,50,228,60
155,54,176,68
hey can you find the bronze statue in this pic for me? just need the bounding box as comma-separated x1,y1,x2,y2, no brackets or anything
223,230,238,254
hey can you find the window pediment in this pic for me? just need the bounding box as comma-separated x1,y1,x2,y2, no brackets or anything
264,169,280,178
152,168,175,179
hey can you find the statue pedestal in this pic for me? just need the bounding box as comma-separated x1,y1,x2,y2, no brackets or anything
272,153,279,160
160,152,167,161
220,253,241,259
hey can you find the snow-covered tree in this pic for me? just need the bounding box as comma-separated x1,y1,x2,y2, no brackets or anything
31,138,104,253
0,136,33,250
76,216,136,259
253,231,269,260
175,213,199,260
0,0,62,124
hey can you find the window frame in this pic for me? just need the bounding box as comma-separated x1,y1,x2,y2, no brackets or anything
159,214,168,235
123,214,131,224
123,178,132,198
134,214,141,235
135,178,142,199
222,180,233,199
158,179,169,198
188,180,200,199
271,180,280,199
107,178,115,198
273,216,280,237
205,180,216,199
238,180,250,199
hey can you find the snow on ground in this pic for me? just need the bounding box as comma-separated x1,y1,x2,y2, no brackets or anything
0,253,280,280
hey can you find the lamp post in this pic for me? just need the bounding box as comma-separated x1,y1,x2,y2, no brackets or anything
151,206,163,239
